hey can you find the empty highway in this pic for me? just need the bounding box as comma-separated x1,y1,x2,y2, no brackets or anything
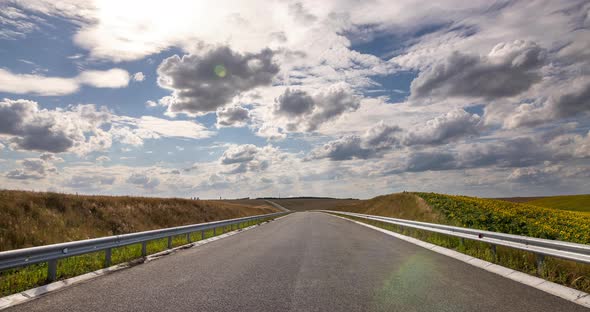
7,212,587,312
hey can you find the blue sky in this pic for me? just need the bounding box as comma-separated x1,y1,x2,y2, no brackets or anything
0,0,588,198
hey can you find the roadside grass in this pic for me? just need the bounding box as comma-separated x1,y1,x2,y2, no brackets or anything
0,220,268,297
0,189,278,252
339,215,590,293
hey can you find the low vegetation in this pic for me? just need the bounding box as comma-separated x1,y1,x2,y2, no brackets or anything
330,192,440,222
0,190,278,296
416,193,590,244
526,194,590,213
0,190,277,251
331,192,590,293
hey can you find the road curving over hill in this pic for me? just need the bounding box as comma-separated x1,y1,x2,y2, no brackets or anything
7,212,587,312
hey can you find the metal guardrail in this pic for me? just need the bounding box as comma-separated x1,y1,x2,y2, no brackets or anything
322,210,590,273
0,211,288,282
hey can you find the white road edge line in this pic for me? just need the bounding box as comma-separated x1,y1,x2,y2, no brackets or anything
322,212,590,309
0,214,291,311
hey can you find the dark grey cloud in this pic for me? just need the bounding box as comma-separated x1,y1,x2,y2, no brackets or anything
13,128,75,153
220,144,271,174
548,79,590,118
216,105,250,127
309,122,400,160
457,137,548,168
274,87,360,132
198,174,231,190
6,158,56,180
6,168,42,180
505,78,590,128
411,40,545,99
308,89,361,130
0,99,114,154
220,144,259,164
39,153,64,162
127,173,160,189
507,167,559,185
309,136,370,161
0,99,74,153
403,152,457,172
66,175,116,189
363,122,401,149
403,109,481,145
311,109,480,162
158,47,279,115
396,137,560,174
274,89,314,116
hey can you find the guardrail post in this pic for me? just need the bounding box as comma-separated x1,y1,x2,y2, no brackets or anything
167,236,173,249
490,244,497,262
186,233,191,243
104,248,112,268
141,241,147,257
47,259,57,282
213,227,216,236
536,254,545,276
201,230,205,240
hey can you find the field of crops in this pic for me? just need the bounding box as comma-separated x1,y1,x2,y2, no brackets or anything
415,193,590,244
526,194,590,213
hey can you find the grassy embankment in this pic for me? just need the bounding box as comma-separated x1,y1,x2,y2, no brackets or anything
330,192,590,293
0,190,278,296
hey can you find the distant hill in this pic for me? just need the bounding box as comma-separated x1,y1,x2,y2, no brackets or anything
256,196,358,200
495,194,590,213
329,192,441,223
265,198,360,212
493,196,546,203
526,195,590,213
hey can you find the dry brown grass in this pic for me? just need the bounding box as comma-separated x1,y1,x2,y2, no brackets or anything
218,199,273,209
0,190,278,252
329,192,442,223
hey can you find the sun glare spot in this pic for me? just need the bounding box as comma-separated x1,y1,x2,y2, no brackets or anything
214,64,227,77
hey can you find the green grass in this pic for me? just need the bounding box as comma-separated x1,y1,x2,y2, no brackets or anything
338,214,590,293
0,219,271,296
526,195,590,213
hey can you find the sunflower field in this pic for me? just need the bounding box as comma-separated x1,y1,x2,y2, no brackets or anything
415,192,590,244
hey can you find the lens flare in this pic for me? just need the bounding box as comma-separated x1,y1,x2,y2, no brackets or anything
214,65,227,77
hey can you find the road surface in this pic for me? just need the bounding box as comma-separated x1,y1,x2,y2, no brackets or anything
8,212,587,311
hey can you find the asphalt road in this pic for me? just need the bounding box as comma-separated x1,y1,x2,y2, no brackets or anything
8,212,588,312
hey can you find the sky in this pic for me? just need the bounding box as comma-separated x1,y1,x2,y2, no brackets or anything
0,0,588,199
